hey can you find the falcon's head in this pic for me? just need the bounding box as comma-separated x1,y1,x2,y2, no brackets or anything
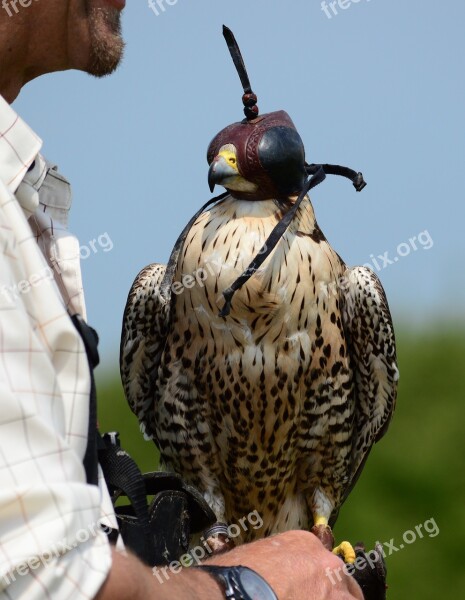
207,110,307,201
208,144,258,195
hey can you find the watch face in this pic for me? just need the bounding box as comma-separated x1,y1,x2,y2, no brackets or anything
238,568,278,600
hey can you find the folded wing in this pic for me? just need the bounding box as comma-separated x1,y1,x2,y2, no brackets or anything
120,264,171,441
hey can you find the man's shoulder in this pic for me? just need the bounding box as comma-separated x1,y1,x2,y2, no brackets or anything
30,159,73,226
0,94,42,193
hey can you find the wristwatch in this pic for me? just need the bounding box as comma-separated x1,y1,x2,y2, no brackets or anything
195,564,278,600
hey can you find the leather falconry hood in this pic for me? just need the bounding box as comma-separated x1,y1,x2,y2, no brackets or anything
160,26,367,317
207,110,307,201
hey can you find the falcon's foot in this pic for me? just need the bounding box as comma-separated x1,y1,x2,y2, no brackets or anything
311,515,355,564
203,522,235,555
333,540,356,564
311,519,334,551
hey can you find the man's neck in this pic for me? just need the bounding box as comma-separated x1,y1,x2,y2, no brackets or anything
0,16,29,102
0,9,69,103
0,76,23,104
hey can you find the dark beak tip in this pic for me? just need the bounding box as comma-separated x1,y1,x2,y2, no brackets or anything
208,160,218,193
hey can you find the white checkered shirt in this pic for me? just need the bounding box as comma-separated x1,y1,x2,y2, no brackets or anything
0,95,116,599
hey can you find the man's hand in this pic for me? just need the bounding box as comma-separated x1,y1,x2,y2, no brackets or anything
96,530,363,599
207,530,364,600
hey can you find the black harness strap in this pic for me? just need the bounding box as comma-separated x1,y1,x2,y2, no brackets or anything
219,165,326,317
157,165,366,319
160,191,229,302
71,313,100,486
218,163,366,316
307,163,367,192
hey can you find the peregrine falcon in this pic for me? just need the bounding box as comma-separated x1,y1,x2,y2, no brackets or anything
120,27,398,556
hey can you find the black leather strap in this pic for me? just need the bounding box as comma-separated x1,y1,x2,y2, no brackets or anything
219,165,327,317
71,313,100,486
160,191,229,302
97,433,152,556
307,163,367,192
222,26,261,121
218,163,366,316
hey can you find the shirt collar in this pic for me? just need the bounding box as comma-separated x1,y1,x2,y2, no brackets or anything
0,94,42,194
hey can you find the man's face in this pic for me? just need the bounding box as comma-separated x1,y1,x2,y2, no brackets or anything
0,0,125,100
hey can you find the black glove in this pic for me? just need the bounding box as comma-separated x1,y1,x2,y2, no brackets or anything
350,542,387,600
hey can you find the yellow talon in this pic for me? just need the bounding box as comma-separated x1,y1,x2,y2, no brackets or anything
314,515,328,526
333,541,356,564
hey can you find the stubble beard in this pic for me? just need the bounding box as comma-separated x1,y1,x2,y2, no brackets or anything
86,6,125,77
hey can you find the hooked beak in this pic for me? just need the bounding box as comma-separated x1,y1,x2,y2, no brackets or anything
208,155,238,192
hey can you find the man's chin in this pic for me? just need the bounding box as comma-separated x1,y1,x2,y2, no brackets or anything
87,45,124,78
86,7,125,77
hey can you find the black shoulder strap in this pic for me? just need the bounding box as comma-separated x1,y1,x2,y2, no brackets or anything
71,313,218,565
70,313,151,526
71,313,100,486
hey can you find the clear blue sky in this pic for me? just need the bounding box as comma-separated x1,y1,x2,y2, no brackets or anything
14,0,465,372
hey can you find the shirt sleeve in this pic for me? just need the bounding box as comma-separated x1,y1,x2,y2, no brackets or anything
0,184,112,599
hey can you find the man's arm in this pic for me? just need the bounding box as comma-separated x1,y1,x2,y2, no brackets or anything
0,177,112,599
96,531,363,600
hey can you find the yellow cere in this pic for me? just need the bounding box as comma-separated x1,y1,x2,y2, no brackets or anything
218,149,239,172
